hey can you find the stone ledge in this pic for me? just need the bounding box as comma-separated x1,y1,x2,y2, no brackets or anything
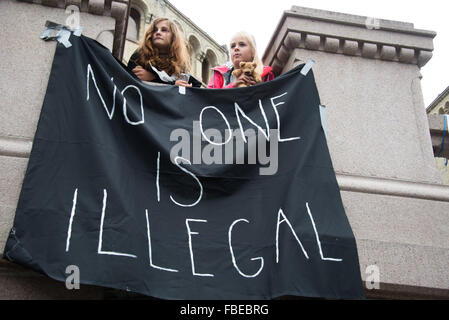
289,5,435,35
337,173,449,202
0,136,32,159
271,30,432,75
2,241,448,299
264,6,435,75
1,137,448,202
365,282,449,300
356,238,449,293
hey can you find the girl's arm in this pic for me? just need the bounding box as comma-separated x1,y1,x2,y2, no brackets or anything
132,66,157,82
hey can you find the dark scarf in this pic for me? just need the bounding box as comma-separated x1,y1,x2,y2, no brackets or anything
149,51,176,76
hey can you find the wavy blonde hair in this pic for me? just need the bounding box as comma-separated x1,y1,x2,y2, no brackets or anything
136,18,191,76
230,31,263,75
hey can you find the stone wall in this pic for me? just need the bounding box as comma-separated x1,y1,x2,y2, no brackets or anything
263,6,449,298
0,0,129,299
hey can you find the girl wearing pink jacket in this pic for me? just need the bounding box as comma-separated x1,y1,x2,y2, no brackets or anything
208,32,274,89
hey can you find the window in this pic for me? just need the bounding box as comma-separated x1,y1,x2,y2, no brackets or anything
127,8,141,41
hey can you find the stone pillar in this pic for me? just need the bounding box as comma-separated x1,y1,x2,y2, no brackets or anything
0,0,129,299
263,6,449,298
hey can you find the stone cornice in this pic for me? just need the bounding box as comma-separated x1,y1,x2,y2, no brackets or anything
263,7,436,75
427,86,449,113
288,5,435,37
3,136,449,202
163,0,227,56
17,0,129,60
337,173,449,203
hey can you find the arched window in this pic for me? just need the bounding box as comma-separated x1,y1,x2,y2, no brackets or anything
188,35,201,78
202,58,210,84
202,50,218,84
96,30,114,52
127,8,141,41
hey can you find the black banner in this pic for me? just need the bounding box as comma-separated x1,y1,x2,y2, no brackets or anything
3,34,365,299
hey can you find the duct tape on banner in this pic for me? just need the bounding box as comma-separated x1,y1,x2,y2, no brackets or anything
319,105,327,138
300,59,315,76
40,21,78,48
73,26,83,37
178,86,186,95
57,29,72,48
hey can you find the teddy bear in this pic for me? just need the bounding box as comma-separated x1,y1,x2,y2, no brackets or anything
232,61,262,87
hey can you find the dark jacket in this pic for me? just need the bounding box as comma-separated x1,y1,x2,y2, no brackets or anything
128,50,201,87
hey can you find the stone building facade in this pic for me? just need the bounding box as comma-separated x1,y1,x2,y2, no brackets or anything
1,0,448,299
0,0,226,299
263,6,449,298
120,0,229,86
427,86,449,115
0,0,129,298
427,86,449,185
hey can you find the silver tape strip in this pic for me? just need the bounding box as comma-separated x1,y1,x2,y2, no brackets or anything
73,26,83,37
300,59,315,76
319,104,327,138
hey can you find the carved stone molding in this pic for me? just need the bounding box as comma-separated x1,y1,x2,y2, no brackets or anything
17,0,129,60
264,6,436,75
337,172,449,203
3,135,449,203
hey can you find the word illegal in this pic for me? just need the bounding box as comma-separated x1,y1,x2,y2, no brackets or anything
65,188,342,279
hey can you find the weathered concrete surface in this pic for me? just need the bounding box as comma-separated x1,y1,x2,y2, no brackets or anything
0,0,116,140
263,6,449,298
296,50,439,184
0,0,122,299
343,191,449,288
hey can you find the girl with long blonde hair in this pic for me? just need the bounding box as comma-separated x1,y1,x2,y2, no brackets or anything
207,31,274,89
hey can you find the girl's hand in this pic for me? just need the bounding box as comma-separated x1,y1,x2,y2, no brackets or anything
132,66,156,82
235,74,256,87
175,80,192,87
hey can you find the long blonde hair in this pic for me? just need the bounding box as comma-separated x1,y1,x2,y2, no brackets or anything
230,31,263,75
136,18,191,76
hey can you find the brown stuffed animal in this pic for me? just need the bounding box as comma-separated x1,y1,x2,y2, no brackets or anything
232,61,262,87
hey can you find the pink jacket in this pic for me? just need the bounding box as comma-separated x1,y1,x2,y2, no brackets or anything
207,64,275,89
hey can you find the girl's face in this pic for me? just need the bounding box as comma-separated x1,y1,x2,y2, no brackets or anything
151,20,173,52
230,36,253,68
